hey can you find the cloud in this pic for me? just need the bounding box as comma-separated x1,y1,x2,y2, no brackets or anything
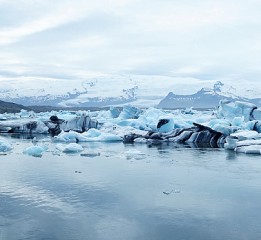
0,0,133,45
0,0,261,84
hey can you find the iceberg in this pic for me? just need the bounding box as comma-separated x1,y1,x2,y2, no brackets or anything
234,139,261,154
0,137,12,152
56,143,83,153
53,131,88,143
118,106,142,120
230,130,260,140
23,145,47,157
217,100,257,121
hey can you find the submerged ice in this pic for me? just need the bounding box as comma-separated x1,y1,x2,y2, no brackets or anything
1,100,261,155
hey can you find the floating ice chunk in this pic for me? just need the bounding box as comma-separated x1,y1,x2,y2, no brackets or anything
118,106,142,119
53,131,88,142
56,143,83,153
95,133,122,142
139,107,165,126
235,139,261,147
234,139,261,153
82,128,101,138
235,145,261,154
231,130,260,140
81,129,122,142
117,119,147,130
224,136,238,150
110,106,121,118
23,145,47,157
208,119,231,128
54,129,122,142
217,100,257,121
0,137,12,152
30,120,49,133
212,124,232,136
173,120,191,129
96,110,114,122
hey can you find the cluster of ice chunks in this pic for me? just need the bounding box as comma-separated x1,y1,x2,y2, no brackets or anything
0,112,98,136
123,122,225,148
2,101,261,155
120,101,261,154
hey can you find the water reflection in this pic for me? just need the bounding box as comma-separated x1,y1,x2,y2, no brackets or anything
1,140,261,239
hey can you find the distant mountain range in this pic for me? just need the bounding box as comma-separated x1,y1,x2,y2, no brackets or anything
158,82,261,109
0,100,31,114
0,77,261,110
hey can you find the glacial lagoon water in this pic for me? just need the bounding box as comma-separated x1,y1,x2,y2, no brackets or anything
1,136,261,240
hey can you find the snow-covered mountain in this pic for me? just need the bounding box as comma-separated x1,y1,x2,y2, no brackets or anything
0,75,261,108
158,81,261,109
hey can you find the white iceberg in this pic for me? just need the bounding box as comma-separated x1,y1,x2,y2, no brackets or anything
23,145,47,157
56,143,83,153
217,100,257,121
0,137,12,152
231,130,260,140
53,131,88,143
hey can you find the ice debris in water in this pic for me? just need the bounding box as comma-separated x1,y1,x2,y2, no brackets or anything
0,137,12,152
56,143,83,153
3,100,261,155
23,145,48,157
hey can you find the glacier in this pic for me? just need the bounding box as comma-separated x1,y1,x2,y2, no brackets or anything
1,100,261,156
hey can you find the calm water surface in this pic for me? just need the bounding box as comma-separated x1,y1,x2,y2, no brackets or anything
1,137,261,240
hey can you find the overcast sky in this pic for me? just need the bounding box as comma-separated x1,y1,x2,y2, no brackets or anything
0,0,261,84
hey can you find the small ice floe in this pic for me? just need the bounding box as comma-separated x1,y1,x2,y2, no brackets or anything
23,145,47,157
53,131,87,143
224,136,238,150
235,139,261,154
56,143,83,153
82,128,101,138
0,137,12,152
230,130,260,141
